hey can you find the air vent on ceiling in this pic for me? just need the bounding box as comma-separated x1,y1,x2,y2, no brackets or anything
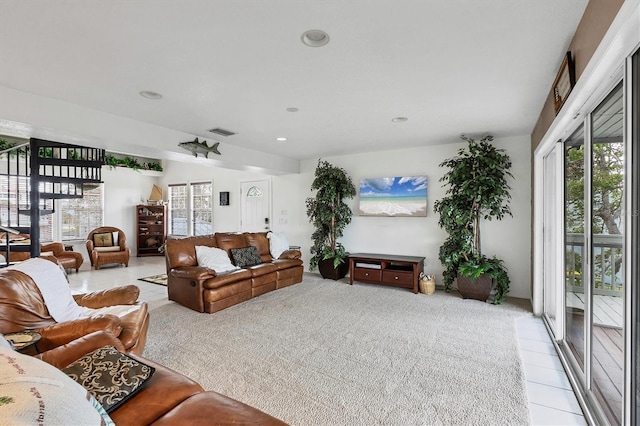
208,127,236,137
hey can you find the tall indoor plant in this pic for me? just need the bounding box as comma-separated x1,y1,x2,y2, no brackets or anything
433,135,513,304
305,159,356,280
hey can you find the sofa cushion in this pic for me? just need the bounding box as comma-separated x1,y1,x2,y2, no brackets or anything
93,232,114,247
0,346,114,425
62,345,155,413
195,246,240,273
230,246,262,268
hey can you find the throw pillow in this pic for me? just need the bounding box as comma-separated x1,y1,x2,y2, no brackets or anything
62,345,155,414
195,245,240,273
230,246,262,268
93,232,114,247
267,232,289,259
0,347,115,425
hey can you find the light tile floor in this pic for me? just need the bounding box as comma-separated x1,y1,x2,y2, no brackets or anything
68,257,587,425
516,316,587,425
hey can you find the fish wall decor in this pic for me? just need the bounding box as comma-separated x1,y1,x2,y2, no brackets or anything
178,138,221,158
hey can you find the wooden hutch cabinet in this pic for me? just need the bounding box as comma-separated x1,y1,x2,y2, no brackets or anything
136,204,166,257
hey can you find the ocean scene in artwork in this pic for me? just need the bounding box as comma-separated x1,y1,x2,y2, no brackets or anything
358,176,427,217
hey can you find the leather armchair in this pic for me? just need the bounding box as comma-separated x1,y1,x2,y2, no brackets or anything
41,241,84,272
0,268,148,354
35,331,287,425
86,226,131,269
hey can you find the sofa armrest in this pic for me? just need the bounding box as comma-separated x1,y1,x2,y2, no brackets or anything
35,330,125,369
74,285,140,308
279,249,301,260
170,266,217,281
35,315,122,352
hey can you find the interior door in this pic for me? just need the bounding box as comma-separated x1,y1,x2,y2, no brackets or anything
240,179,270,232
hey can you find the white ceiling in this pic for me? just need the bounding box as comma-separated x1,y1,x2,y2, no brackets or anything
0,0,588,162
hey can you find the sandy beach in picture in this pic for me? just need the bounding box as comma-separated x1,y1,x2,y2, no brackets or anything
358,176,427,217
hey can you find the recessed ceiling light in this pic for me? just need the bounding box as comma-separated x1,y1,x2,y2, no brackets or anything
139,90,162,100
392,117,408,123
301,30,330,47
286,107,299,112
276,137,288,142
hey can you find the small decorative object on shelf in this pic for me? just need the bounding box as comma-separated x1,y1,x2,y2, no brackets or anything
136,204,166,257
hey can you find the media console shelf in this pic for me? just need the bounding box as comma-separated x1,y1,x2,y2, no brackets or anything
348,253,425,294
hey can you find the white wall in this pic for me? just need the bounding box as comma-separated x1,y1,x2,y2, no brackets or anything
274,135,532,299
159,160,270,232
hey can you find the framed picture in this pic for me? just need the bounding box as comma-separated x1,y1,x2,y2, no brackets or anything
358,176,427,217
219,191,229,206
552,52,575,115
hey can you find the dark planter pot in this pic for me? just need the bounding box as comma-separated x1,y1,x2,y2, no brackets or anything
456,274,493,301
318,257,349,280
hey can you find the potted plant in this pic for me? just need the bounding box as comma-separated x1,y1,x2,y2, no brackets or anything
305,159,356,280
433,135,513,304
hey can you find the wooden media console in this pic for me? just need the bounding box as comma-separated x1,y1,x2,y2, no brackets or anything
348,253,425,294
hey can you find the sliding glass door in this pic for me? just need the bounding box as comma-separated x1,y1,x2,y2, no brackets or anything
559,81,627,425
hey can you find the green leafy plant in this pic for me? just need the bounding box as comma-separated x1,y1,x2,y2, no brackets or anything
433,135,513,304
104,154,163,172
305,159,356,270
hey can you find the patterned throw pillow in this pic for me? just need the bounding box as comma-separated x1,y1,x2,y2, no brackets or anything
230,246,262,268
93,232,114,247
62,345,155,414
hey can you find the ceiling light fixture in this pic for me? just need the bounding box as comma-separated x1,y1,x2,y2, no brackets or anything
392,117,408,123
139,90,162,100
276,137,288,142
301,30,330,47
286,107,299,112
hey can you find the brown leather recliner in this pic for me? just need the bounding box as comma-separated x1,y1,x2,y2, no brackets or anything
41,241,84,272
0,267,149,355
0,233,84,272
35,331,287,425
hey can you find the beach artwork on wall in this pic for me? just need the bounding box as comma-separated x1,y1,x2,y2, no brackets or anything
358,176,427,217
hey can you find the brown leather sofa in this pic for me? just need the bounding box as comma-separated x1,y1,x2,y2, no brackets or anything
165,232,303,313
35,330,287,425
0,268,149,354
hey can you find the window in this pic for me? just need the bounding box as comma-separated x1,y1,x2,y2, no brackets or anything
0,175,53,241
168,184,187,235
191,181,212,236
59,184,103,241
168,181,213,236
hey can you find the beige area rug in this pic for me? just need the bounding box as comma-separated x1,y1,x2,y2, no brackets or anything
138,274,167,286
144,275,532,425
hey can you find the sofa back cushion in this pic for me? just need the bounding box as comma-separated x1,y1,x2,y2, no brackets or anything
244,232,272,263
214,233,248,255
165,236,217,269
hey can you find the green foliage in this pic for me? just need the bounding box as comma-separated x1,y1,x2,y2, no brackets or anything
305,159,356,270
104,154,163,172
433,135,513,304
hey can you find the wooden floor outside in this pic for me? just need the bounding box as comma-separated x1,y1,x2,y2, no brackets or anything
567,307,623,425
566,292,623,327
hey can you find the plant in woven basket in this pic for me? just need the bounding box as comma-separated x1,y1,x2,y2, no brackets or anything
305,159,356,279
433,135,513,304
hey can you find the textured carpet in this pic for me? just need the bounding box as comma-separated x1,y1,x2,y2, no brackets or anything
138,274,167,286
144,275,532,425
